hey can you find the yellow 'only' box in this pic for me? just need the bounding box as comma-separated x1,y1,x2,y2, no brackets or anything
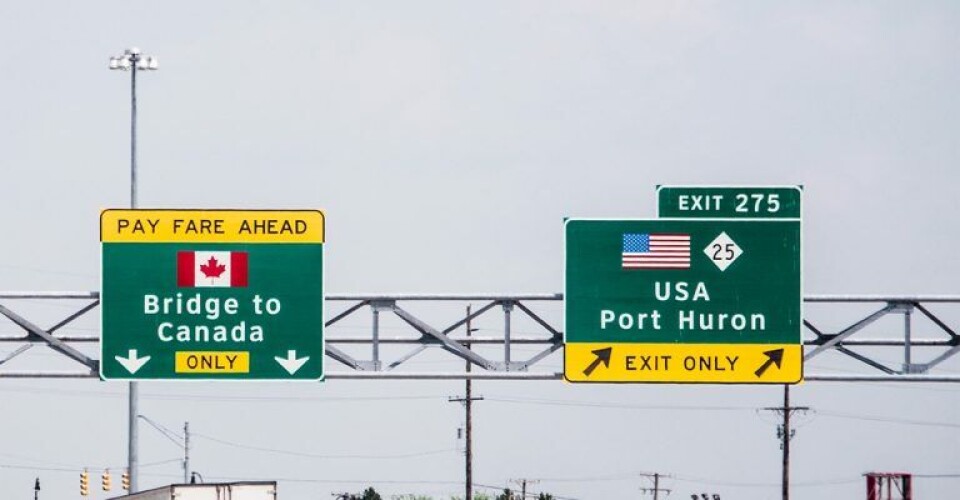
101,209,324,243
175,351,250,374
565,343,802,384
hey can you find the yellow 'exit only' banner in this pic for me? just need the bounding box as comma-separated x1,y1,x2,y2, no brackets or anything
564,343,802,384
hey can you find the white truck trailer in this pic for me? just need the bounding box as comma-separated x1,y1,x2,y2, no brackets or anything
108,482,277,500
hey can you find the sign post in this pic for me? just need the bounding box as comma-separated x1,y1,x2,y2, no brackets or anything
100,209,325,381
563,216,801,384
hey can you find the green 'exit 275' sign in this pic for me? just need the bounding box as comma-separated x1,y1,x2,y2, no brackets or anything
657,185,802,219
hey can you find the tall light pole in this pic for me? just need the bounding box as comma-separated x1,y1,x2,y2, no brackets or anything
109,46,158,494
109,48,157,207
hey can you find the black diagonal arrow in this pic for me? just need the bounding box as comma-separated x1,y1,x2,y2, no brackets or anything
582,347,613,377
754,348,785,378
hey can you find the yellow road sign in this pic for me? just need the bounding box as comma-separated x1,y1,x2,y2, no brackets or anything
565,343,802,384
101,209,324,243
175,351,250,374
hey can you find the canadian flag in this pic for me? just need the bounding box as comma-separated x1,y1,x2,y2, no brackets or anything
177,251,248,288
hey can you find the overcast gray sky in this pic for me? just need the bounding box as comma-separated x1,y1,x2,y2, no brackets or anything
1,1,959,499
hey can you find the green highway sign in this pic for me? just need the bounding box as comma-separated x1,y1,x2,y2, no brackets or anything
564,218,802,383
657,185,802,219
100,209,325,381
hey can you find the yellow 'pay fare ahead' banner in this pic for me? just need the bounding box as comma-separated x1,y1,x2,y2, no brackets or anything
565,343,802,383
101,209,325,243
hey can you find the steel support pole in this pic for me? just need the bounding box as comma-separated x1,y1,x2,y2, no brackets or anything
782,385,790,500
128,381,138,492
130,57,138,208
904,307,913,374
372,306,380,370
503,302,513,369
128,55,140,494
184,422,190,484
465,305,473,500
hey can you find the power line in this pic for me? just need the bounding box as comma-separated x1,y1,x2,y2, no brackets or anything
487,396,960,429
192,431,457,460
531,472,638,483
138,415,184,449
484,397,753,412
0,379,955,420
815,410,960,429
0,457,181,473
0,451,80,468
673,475,861,488
0,384,448,402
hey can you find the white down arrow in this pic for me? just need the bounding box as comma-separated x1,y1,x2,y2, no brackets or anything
115,349,151,374
275,350,309,375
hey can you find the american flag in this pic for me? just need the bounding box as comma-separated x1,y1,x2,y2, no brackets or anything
622,233,691,269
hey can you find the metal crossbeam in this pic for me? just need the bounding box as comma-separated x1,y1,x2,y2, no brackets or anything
0,303,99,372
0,292,959,381
803,304,897,360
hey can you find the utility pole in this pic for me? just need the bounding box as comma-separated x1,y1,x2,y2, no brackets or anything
781,386,790,500
763,385,809,500
511,478,539,499
639,472,671,499
183,422,191,483
449,305,483,500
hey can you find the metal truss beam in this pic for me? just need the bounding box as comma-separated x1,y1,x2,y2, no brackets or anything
0,302,99,373
1,293,959,382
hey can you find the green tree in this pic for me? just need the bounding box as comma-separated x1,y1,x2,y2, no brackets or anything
495,489,513,500
340,487,383,500
537,494,554,500
361,487,383,500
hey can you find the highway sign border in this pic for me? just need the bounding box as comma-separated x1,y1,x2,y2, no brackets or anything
562,216,803,384
99,208,326,382
656,184,803,220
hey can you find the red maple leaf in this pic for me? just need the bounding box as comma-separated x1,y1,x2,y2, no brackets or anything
199,256,226,278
